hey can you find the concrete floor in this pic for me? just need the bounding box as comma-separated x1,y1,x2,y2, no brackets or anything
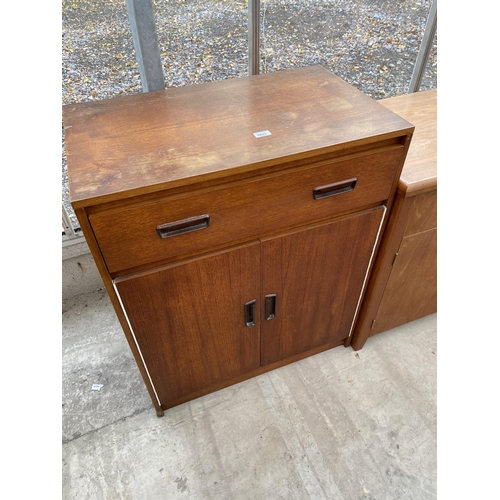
62,288,437,500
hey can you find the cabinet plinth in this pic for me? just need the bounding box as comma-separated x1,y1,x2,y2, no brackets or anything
63,65,413,413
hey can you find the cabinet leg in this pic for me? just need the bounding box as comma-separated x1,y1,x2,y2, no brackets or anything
156,408,165,418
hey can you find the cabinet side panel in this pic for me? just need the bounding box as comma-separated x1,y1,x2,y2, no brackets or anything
350,193,412,350
114,243,261,407
260,207,384,366
73,207,164,413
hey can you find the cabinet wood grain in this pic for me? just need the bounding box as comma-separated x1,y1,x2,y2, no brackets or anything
90,147,403,274
115,243,261,406
371,228,437,335
404,190,437,236
63,65,413,208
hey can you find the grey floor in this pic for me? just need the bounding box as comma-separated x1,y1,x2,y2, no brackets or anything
62,289,437,500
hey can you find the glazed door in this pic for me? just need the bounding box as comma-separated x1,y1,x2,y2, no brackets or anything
260,207,385,366
114,242,261,407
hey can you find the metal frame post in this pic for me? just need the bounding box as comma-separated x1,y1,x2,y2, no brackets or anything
248,0,260,75
125,0,165,92
409,0,437,93
62,205,79,240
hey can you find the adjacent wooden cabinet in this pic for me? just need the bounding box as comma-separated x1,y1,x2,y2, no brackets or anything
351,89,437,350
63,66,413,415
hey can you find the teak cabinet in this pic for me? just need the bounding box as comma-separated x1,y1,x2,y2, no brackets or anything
351,89,437,350
63,66,414,415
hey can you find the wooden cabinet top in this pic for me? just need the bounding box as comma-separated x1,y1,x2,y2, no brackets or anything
379,88,437,196
63,65,413,208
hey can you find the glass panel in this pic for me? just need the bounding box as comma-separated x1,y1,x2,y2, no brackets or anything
155,0,248,87
260,0,437,99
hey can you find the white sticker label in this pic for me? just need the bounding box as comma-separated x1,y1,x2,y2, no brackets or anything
92,384,104,391
253,130,272,138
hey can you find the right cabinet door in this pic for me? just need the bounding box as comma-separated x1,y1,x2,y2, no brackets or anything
261,207,385,366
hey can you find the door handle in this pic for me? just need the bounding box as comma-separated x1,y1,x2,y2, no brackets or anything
245,300,256,327
265,294,276,320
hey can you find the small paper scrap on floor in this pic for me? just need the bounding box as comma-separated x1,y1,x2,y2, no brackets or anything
92,384,104,391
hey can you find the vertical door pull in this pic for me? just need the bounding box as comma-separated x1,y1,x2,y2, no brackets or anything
245,300,256,327
265,294,276,320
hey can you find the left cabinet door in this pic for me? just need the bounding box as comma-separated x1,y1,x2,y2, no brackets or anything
114,242,261,408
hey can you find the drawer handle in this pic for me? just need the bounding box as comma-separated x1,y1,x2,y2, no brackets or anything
265,294,276,320
313,178,357,200
245,300,256,327
156,214,210,239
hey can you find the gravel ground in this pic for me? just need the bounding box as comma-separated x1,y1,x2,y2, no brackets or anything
62,0,437,229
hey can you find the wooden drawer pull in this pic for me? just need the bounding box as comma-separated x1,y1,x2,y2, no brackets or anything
156,214,210,239
313,178,357,200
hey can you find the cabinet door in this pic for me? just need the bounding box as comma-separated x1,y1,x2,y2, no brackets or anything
114,242,261,407
371,227,437,336
260,207,384,366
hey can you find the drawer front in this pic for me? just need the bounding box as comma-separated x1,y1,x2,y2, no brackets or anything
90,147,404,273
404,190,437,236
